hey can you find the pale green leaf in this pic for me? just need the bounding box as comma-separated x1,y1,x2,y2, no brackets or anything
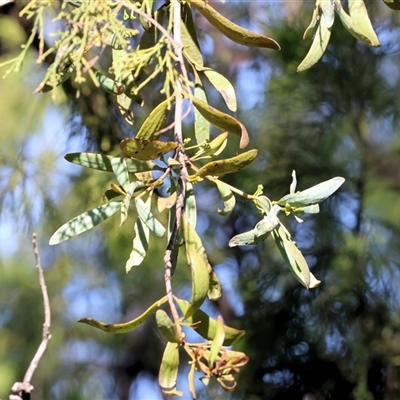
135,197,166,237
49,201,121,245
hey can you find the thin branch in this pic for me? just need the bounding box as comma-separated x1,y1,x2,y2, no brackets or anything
10,233,51,400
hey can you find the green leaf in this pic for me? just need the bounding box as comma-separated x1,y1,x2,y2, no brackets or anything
126,216,150,272
120,138,177,161
272,224,321,289
213,179,236,216
117,93,135,125
191,149,258,179
348,0,380,47
159,342,181,396
187,0,280,50
278,177,345,207
193,74,210,145
203,68,237,112
176,298,245,345
111,156,130,190
209,315,225,368
65,153,114,172
155,310,180,343
135,197,166,237
334,0,379,46
297,11,332,72
65,153,158,173
208,270,222,301
253,195,272,216
136,98,171,139
191,97,249,149
181,16,204,69
49,201,121,245
120,182,139,226
185,182,197,228
78,296,167,333
185,251,210,318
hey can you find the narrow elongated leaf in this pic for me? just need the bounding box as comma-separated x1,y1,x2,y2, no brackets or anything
185,182,197,228
194,75,210,145
136,98,171,139
159,342,181,396
188,0,280,50
65,152,158,173
121,182,139,226
272,224,321,289
208,270,222,301
155,310,180,343
303,5,319,39
210,316,225,368
182,212,211,269
213,179,236,215
348,0,380,46
185,250,210,318
191,149,258,179
49,201,121,245
78,296,167,333
120,138,177,160
111,156,130,190
253,195,272,216
320,0,335,28
117,93,135,125
192,131,229,160
176,298,245,345
334,0,377,46
278,177,345,207
126,216,150,272
298,12,332,72
203,68,237,112
135,197,166,237
192,97,249,148
181,17,204,69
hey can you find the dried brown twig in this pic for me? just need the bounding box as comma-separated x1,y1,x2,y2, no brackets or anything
9,233,51,400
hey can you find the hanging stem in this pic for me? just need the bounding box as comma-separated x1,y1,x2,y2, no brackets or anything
163,0,189,335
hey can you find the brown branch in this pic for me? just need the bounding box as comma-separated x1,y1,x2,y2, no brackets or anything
10,233,51,400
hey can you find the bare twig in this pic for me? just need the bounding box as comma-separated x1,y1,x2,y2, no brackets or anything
10,233,51,400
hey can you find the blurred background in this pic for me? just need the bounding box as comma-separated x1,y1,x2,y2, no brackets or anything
1,1,400,399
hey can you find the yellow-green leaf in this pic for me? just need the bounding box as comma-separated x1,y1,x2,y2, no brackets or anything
194,74,210,145
210,315,225,368
212,179,236,216
120,138,177,160
348,0,380,47
49,201,121,245
185,251,210,318
155,310,180,343
187,0,280,50
203,68,237,112
136,98,171,139
181,17,204,69
176,298,245,345
78,296,167,333
191,149,258,179
192,97,249,148
297,12,332,72
159,342,181,396
208,270,222,301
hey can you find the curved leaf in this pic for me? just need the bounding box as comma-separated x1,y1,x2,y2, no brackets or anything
185,250,210,318
126,215,150,272
135,197,166,237
213,179,236,216
298,12,332,72
78,296,167,333
159,342,181,396
348,0,380,46
155,310,180,343
208,270,222,301
49,201,121,245
176,298,245,345
185,182,197,228
278,177,345,207
203,68,237,112
120,138,177,160
192,97,249,148
136,98,171,139
188,0,280,50
191,149,258,179
194,74,210,145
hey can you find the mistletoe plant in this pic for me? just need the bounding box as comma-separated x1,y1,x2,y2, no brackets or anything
2,0,387,397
